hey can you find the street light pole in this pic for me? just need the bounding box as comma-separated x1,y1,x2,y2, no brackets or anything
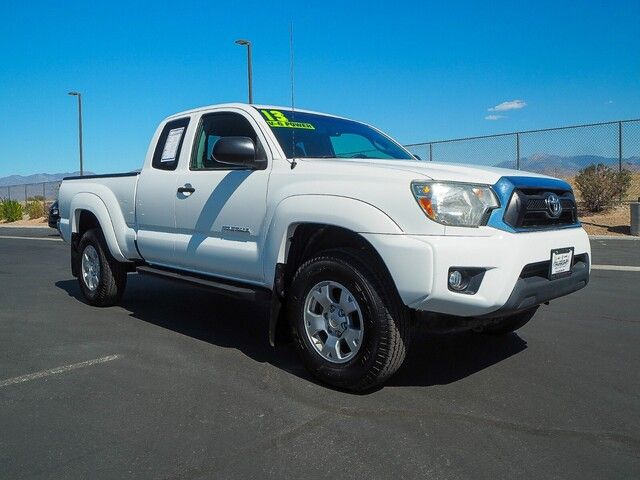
68,91,84,176
235,39,253,104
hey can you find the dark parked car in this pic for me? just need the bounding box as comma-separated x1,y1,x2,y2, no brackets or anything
48,201,59,229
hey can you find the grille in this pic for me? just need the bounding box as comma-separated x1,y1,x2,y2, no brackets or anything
504,188,578,229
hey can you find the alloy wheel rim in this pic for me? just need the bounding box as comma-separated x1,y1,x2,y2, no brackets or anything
303,280,364,364
81,245,100,292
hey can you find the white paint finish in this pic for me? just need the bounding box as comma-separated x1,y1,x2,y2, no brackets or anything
303,157,552,184
172,109,271,280
591,265,640,272
262,194,404,287
69,192,128,261
135,168,178,265
262,155,440,237
0,354,120,388
58,177,140,261
133,115,196,267
365,227,591,317
360,232,435,306
55,102,593,316
261,157,548,238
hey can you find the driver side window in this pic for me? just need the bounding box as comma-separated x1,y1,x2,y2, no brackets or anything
191,112,266,170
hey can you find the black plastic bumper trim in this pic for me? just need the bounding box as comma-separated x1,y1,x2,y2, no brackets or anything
478,255,590,318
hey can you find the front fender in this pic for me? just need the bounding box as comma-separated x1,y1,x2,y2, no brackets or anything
69,193,129,262
262,194,403,288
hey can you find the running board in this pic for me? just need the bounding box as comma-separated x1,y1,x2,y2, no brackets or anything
136,265,267,301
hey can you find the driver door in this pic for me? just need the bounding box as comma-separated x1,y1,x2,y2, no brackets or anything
173,110,270,284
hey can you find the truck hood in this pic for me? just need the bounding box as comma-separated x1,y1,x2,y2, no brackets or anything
304,158,553,185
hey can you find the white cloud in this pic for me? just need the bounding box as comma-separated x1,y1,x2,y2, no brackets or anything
488,100,527,112
485,114,505,121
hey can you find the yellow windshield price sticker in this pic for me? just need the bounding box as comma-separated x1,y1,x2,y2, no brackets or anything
261,110,315,130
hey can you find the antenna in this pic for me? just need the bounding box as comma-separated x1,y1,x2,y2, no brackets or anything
289,21,297,169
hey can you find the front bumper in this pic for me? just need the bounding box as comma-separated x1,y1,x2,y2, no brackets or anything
361,227,591,317
475,253,589,317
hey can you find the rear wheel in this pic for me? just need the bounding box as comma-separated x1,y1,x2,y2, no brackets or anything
76,228,127,306
478,307,538,335
287,249,410,391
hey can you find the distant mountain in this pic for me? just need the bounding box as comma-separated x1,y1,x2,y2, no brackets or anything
0,171,95,186
494,154,640,175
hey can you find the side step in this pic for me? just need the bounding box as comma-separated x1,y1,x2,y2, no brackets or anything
136,265,268,302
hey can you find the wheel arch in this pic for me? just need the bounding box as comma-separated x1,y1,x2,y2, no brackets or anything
268,222,403,347
264,195,405,346
69,193,128,263
263,195,402,287
281,223,399,294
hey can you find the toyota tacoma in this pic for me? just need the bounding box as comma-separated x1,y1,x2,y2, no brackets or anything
57,103,590,391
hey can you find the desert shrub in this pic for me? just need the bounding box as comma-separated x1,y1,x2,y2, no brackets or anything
575,164,631,213
25,200,46,219
28,195,45,202
0,200,24,222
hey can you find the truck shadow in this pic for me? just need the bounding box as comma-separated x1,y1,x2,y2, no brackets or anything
55,274,527,390
388,329,527,387
184,170,253,254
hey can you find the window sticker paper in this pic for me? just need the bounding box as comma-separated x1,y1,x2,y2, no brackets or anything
161,127,185,162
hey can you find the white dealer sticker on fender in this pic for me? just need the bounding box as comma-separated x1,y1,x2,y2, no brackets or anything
161,127,185,162
550,247,574,278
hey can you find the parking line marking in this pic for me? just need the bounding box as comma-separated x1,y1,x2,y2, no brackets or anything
592,264,640,272
0,235,62,242
0,354,121,388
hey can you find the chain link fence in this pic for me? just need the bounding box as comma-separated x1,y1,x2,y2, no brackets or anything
1,118,639,220
405,119,640,202
0,180,61,215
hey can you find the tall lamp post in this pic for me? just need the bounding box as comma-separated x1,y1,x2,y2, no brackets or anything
68,91,84,176
235,39,253,104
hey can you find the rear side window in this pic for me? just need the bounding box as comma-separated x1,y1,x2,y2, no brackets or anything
152,117,190,171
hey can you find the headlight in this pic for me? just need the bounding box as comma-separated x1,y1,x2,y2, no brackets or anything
411,182,499,227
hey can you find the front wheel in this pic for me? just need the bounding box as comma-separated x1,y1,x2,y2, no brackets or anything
75,228,127,307
287,249,410,391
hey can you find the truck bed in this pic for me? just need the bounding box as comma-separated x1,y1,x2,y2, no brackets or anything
57,171,141,260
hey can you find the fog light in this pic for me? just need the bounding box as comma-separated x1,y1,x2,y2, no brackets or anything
447,267,486,294
448,270,467,291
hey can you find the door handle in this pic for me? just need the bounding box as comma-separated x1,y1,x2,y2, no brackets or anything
177,185,195,194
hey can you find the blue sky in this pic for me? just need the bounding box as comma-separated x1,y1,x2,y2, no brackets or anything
1,0,639,177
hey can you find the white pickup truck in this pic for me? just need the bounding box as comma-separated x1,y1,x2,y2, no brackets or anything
58,103,590,390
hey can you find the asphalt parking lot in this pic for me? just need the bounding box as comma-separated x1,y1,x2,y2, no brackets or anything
1,227,638,479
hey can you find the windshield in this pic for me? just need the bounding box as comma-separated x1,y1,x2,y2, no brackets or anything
255,108,414,160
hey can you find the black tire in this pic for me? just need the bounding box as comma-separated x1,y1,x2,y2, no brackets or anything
287,248,410,392
75,228,127,307
479,307,538,335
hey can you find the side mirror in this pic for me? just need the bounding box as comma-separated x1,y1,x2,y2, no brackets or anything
212,136,265,169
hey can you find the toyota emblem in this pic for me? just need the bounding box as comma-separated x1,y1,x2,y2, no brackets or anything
545,193,562,218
